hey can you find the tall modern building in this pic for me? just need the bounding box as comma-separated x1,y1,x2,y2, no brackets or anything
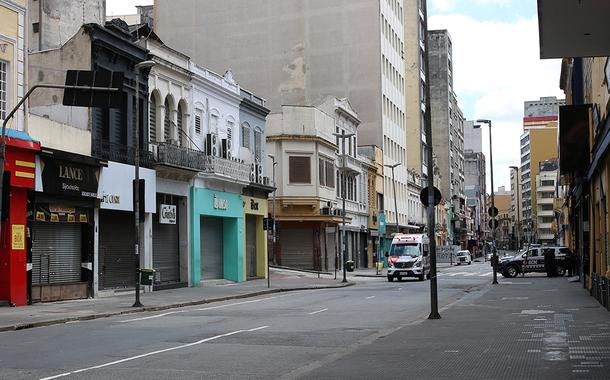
510,165,522,249
520,96,564,242
464,119,486,246
154,0,411,230
535,159,558,245
428,29,466,246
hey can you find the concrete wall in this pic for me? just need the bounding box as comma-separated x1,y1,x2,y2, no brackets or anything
154,0,383,147
524,96,565,118
29,0,105,51
28,114,91,155
464,120,482,153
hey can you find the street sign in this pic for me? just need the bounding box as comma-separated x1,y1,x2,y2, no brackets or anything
63,70,124,108
379,212,386,234
488,206,498,217
263,217,274,231
488,219,499,229
419,186,442,207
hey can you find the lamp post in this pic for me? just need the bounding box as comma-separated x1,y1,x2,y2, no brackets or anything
133,60,155,308
509,165,521,252
475,119,498,285
268,154,277,289
384,163,401,236
333,130,355,283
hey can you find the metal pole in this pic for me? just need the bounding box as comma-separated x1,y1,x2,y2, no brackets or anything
269,156,277,288
341,131,348,283
488,121,498,285
422,0,440,319
392,166,399,235
133,70,143,308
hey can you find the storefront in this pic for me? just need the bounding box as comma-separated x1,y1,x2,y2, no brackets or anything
97,161,156,291
0,130,40,307
243,195,267,279
153,177,189,289
190,187,244,284
30,150,101,302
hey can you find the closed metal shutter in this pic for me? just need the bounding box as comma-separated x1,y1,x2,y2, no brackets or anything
153,211,180,284
32,223,82,285
100,210,135,289
201,217,223,280
246,215,257,278
324,229,336,272
280,228,314,269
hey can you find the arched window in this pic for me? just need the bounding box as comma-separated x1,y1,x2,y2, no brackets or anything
254,127,263,161
176,103,183,146
149,95,157,143
164,98,171,142
241,122,251,149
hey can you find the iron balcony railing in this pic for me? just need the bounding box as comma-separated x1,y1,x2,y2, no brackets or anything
153,142,250,182
93,139,154,167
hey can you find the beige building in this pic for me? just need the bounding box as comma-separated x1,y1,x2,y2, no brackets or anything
154,0,412,231
0,0,26,131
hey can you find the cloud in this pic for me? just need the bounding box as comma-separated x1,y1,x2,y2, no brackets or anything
429,13,563,192
431,0,513,13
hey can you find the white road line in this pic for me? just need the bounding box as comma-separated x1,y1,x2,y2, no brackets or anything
38,326,269,380
480,272,493,276
365,296,376,299
463,273,478,277
308,308,328,315
120,310,187,323
448,272,468,277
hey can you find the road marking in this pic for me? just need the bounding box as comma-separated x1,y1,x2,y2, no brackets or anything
365,296,376,299
463,273,478,277
38,326,269,380
448,272,468,276
480,272,493,276
397,287,403,291
308,308,328,315
120,310,187,323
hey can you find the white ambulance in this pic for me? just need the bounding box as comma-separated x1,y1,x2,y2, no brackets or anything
387,234,430,282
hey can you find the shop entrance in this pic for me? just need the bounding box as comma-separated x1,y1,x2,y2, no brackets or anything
200,216,224,280
245,215,257,278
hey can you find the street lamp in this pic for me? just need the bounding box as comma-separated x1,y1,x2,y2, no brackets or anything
474,119,498,285
509,165,521,252
268,154,277,289
333,130,355,283
133,59,155,308
384,163,401,236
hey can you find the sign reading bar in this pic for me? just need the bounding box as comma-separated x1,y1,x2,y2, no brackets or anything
159,204,177,224
40,157,99,198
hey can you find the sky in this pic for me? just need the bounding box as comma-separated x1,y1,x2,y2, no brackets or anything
107,0,564,192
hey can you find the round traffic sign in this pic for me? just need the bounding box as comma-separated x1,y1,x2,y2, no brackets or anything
488,219,499,229
420,186,442,207
488,206,499,217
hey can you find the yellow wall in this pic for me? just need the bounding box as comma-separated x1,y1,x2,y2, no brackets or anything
0,4,19,128
528,127,558,221
494,194,511,215
243,195,269,278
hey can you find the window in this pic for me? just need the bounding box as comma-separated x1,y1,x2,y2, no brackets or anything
163,98,171,141
227,121,233,143
254,129,262,161
319,158,335,189
176,103,183,146
194,110,202,135
0,60,7,120
241,123,251,149
289,156,311,184
149,95,157,142
319,158,325,187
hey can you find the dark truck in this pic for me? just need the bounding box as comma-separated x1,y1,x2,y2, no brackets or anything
499,246,570,278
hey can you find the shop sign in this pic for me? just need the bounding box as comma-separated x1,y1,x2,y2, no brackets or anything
40,157,99,198
11,225,25,250
33,204,89,223
98,161,156,212
250,199,260,211
159,204,176,224
213,193,228,210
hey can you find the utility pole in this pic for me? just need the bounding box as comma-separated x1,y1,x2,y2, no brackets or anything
133,60,155,308
334,130,355,283
268,154,277,288
422,0,440,319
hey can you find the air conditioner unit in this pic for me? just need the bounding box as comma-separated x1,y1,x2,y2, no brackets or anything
256,163,264,184
263,176,270,186
206,133,218,156
221,138,231,159
250,163,256,183
321,207,331,215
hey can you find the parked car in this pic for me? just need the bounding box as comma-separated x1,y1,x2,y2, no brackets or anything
499,246,570,278
456,250,472,265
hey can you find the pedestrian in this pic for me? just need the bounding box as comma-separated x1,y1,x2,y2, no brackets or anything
544,249,554,277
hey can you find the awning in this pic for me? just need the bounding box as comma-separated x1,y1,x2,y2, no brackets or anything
559,105,590,178
587,115,610,181
538,0,610,58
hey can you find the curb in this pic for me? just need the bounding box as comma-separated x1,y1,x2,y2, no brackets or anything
0,282,354,333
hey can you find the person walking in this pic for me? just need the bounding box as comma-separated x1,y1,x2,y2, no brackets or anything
544,249,555,277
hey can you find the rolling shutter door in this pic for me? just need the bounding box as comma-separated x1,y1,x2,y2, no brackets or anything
100,210,135,289
201,217,223,280
324,229,336,272
246,215,257,278
280,228,314,269
153,211,180,284
31,223,82,285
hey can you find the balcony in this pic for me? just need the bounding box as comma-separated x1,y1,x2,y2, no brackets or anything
154,142,205,173
93,139,153,168
537,209,554,217
200,155,251,183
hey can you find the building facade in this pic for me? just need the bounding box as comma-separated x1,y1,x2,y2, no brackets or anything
154,0,413,232
509,165,522,249
535,159,558,245
428,29,466,247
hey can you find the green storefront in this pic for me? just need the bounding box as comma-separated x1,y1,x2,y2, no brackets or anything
190,187,245,285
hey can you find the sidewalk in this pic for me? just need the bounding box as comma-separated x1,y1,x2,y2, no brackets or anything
0,269,352,332
303,276,610,379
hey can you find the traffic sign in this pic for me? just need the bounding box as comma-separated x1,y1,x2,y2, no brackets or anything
420,186,442,207
488,206,498,217
488,219,499,229
379,212,386,234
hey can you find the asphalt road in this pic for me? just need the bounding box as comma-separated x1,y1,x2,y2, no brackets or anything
0,261,494,380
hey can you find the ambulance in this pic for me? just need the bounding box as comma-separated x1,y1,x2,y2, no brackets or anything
387,234,430,281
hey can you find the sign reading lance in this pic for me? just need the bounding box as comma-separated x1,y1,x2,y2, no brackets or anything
159,204,176,224
40,157,99,198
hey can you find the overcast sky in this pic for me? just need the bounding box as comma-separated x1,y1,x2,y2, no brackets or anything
107,0,563,192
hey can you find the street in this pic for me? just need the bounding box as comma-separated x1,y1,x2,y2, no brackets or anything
0,262,493,380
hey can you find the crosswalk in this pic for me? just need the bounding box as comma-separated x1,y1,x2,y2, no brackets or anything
438,271,494,278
